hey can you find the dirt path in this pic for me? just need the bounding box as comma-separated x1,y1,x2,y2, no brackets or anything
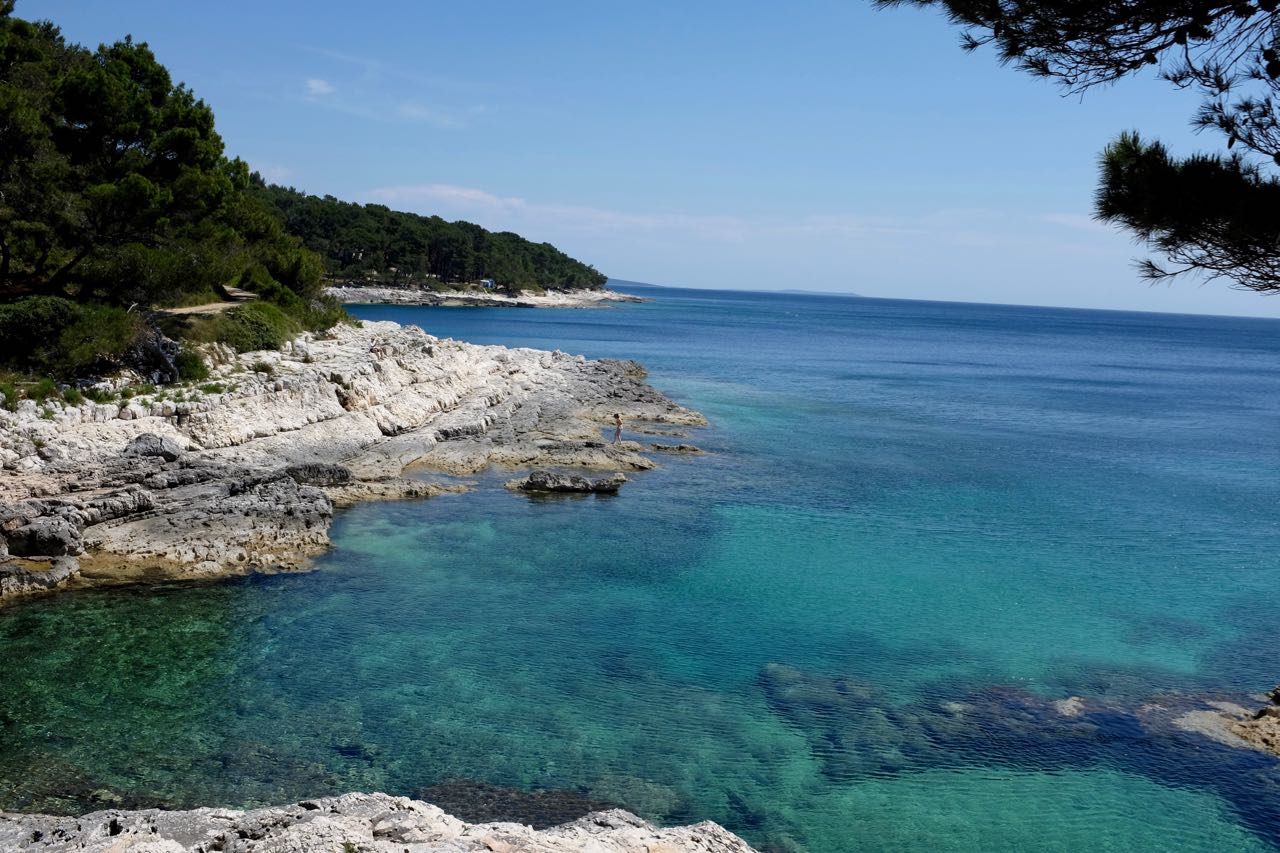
161,286,258,316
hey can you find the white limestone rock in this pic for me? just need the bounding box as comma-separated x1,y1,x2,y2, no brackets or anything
0,793,756,852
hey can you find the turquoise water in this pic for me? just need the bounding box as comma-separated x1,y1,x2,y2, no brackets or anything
3,286,1280,851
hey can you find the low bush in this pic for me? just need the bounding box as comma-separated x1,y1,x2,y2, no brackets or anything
297,295,348,332
175,348,210,381
54,306,143,375
29,377,59,402
0,297,80,371
120,383,156,399
198,302,300,353
62,387,84,406
84,387,116,404
0,298,143,378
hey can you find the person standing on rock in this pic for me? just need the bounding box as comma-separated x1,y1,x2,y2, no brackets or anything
613,413,623,444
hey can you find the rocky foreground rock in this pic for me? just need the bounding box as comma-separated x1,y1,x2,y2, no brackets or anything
0,792,755,852
0,320,704,599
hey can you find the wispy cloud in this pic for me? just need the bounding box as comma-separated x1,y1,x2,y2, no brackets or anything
305,78,336,97
298,44,495,94
396,102,465,128
368,183,751,241
365,183,1128,266
1041,212,1114,234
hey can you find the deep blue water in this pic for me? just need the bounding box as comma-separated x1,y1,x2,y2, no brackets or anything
2,285,1279,851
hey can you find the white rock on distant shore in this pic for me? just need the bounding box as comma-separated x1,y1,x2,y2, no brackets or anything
0,792,757,852
326,285,646,308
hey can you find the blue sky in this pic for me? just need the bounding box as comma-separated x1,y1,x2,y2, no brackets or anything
25,0,1280,317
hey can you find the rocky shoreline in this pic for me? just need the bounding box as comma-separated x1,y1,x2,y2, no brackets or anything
0,792,755,852
327,285,646,308
0,320,746,851
0,320,704,601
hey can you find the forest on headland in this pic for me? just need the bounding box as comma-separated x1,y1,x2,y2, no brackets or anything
255,182,607,292
0,2,604,391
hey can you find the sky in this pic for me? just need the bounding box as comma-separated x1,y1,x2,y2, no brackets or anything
23,0,1280,317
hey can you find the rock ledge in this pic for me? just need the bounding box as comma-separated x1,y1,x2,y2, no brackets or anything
0,792,756,852
0,321,705,601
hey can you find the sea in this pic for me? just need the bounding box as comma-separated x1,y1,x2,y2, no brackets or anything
2,283,1279,851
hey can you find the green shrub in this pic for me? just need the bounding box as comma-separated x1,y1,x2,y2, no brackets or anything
199,382,226,394
54,306,143,376
77,241,241,307
0,299,143,378
250,360,274,375
120,383,156,400
0,297,80,371
29,377,58,402
85,387,116,404
175,348,210,381
209,302,300,353
62,387,84,406
298,295,347,332
0,383,17,411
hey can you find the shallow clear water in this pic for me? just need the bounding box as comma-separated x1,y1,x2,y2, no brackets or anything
3,286,1279,851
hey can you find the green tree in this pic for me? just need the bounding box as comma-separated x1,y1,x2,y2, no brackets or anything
0,3,71,290
0,4,244,302
253,180,607,291
876,0,1280,293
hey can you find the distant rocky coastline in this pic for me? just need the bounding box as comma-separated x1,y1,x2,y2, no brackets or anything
0,792,756,852
0,320,704,601
327,284,646,308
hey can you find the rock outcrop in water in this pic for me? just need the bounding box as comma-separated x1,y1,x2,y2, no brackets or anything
0,321,704,601
1229,685,1280,754
506,469,628,494
0,792,756,852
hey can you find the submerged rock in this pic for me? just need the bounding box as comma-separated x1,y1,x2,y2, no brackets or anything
415,779,622,830
0,792,756,852
506,470,627,494
757,662,1280,848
